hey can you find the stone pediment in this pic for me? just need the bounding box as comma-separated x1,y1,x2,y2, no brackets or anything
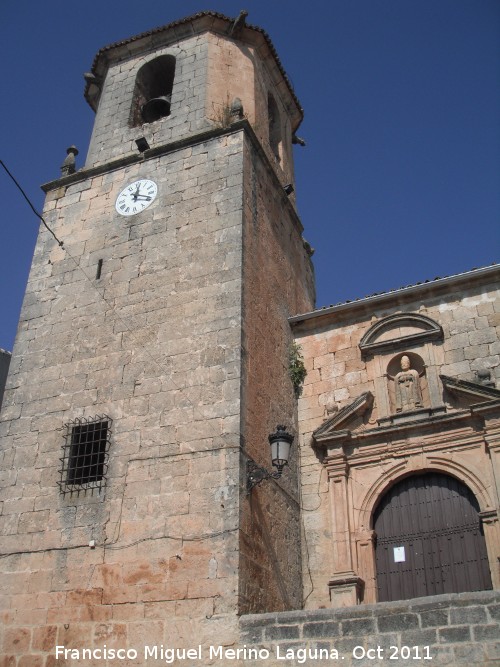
313,392,373,443
359,313,443,358
440,375,500,406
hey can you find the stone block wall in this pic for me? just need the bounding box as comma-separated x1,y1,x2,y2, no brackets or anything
0,131,247,660
0,118,316,661
206,32,299,190
296,274,500,437
240,590,500,666
86,17,302,193
86,32,212,168
238,132,315,614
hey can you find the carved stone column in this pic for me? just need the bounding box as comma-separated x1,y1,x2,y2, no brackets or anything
325,453,364,606
356,530,376,603
485,423,500,510
479,510,500,589
483,415,500,590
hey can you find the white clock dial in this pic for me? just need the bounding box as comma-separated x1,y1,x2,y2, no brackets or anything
115,179,158,216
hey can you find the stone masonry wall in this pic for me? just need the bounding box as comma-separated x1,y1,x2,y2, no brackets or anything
86,33,212,168
0,131,247,664
240,590,500,666
297,277,500,436
206,32,297,191
86,25,300,196
238,132,315,615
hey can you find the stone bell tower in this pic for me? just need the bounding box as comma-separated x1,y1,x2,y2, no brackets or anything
0,11,314,661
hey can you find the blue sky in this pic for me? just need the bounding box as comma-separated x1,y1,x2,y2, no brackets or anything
1,0,498,351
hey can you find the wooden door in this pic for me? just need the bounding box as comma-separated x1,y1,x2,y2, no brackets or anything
373,472,492,602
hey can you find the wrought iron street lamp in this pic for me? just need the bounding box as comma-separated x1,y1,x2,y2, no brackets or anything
247,425,294,493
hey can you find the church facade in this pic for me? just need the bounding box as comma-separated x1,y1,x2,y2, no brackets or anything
0,11,498,666
293,264,500,610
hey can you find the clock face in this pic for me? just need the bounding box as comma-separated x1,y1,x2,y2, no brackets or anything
115,179,158,216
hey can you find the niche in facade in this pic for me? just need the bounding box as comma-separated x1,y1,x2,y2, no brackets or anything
268,92,282,162
130,55,176,126
387,352,428,414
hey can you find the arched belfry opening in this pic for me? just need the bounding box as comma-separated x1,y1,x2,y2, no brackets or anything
130,55,176,127
373,472,492,602
267,92,282,162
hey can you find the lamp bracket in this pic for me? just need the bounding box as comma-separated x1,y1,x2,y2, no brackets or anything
246,459,281,494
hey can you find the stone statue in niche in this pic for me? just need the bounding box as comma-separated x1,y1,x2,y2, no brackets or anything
394,355,423,412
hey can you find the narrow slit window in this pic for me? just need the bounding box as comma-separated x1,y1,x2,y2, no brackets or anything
59,415,111,495
96,259,103,280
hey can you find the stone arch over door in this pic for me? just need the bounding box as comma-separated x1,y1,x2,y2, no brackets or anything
372,472,492,602
358,458,493,530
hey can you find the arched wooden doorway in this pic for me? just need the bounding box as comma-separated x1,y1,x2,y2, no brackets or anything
373,472,492,602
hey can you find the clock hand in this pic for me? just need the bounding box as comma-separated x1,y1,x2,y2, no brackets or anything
132,183,141,201
134,195,152,201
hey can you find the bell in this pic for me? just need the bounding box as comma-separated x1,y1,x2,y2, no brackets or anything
141,95,171,123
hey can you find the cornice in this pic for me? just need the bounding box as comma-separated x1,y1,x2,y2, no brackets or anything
314,407,487,451
40,120,304,235
441,375,500,403
290,264,500,329
41,123,243,193
313,392,373,443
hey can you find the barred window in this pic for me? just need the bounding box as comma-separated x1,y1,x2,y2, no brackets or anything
59,415,111,495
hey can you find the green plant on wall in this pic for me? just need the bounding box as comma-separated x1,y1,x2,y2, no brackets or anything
211,94,241,129
289,342,306,396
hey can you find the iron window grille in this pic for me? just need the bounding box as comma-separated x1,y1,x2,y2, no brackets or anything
59,415,112,495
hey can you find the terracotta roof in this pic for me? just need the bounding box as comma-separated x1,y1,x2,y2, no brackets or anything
86,10,302,118
290,263,499,323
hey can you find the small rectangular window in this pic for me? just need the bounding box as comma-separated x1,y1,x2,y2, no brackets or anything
96,258,103,280
59,415,111,495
